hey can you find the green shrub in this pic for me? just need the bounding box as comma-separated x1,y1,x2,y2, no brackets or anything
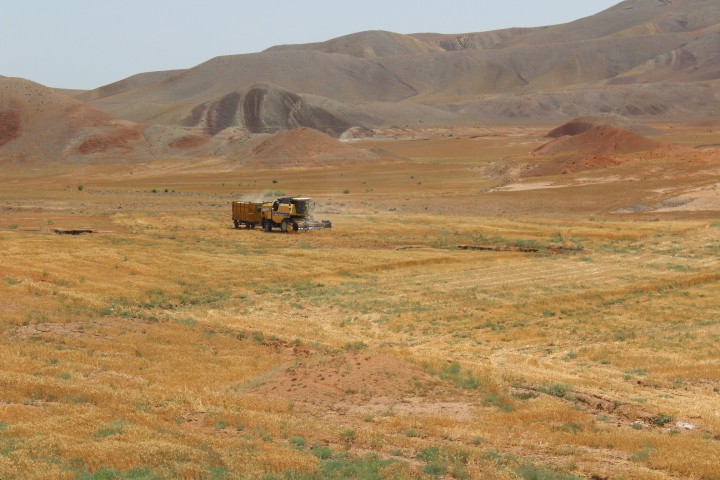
311,443,333,460
341,429,356,448
290,436,306,450
77,468,161,480
417,446,469,479
650,413,675,427
538,383,569,398
319,453,400,479
514,463,582,480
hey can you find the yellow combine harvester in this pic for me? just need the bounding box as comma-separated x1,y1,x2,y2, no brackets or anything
232,197,332,233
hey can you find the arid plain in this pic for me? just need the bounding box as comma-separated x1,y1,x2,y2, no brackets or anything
2,121,720,479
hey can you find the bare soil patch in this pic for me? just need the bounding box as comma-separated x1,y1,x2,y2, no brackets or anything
249,127,379,167
534,125,659,158
254,351,441,408
252,351,480,421
0,109,21,146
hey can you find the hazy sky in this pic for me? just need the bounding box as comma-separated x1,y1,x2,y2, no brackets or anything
2,0,620,90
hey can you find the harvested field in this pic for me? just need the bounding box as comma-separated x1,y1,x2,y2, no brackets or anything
0,125,719,479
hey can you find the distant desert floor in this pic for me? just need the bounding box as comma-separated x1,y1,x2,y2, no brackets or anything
1,125,719,479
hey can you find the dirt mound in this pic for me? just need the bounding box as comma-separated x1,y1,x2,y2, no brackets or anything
248,128,379,167
546,115,662,138
535,124,660,157
546,117,617,138
495,123,663,178
254,351,456,411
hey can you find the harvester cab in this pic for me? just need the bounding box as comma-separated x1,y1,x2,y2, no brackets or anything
260,197,332,233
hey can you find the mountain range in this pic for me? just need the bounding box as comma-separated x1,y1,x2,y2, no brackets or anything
1,0,718,162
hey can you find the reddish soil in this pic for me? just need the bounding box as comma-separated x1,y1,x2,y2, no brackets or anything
249,127,375,167
546,117,607,138
0,110,21,147
76,124,146,155
254,351,448,409
535,124,659,157
168,134,211,149
520,155,623,177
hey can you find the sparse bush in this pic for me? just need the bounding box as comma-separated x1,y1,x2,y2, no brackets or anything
343,341,368,351
76,467,160,480
290,436,306,450
177,316,197,328
341,429,356,448
558,422,583,433
435,362,482,390
314,453,402,479
650,413,675,427
97,420,127,438
417,446,469,479
538,383,569,398
311,443,333,460
630,447,654,462
514,462,582,480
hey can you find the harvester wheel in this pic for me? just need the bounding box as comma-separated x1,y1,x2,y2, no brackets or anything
280,219,290,233
291,221,299,232
263,220,272,232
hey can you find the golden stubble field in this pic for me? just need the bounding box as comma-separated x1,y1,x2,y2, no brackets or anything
1,127,719,479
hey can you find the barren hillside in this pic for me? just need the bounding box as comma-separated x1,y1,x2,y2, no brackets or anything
0,78,149,162
0,78,220,163
248,127,383,167
73,0,719,135
182,83,375,137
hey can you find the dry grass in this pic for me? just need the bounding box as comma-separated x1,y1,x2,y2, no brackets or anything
1,127,719,479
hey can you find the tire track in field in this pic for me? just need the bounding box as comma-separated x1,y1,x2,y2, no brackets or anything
385,254,720,297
